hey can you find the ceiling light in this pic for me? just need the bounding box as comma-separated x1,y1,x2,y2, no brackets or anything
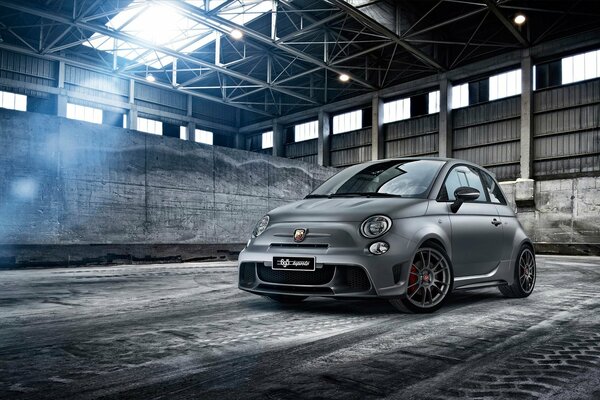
514,14,526,25
231,29,243,40
145,73,156,82
339,73,350,82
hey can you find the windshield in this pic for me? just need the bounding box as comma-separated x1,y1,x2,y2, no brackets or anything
308,159,445,199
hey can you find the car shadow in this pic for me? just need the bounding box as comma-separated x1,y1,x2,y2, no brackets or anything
242,288,507,316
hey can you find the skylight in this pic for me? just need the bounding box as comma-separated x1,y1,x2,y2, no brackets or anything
83,0,272,68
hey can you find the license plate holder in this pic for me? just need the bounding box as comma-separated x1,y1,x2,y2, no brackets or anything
272,256,315,271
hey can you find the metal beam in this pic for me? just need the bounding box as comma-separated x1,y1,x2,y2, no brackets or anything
0,0,318,107
168,0,376,90
482,0,529,47
0,41,273,117
324,0,446,71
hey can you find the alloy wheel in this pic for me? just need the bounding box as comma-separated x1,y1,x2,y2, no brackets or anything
406,247,452,309
518,248,536,293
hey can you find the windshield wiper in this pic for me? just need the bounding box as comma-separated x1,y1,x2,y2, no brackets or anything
330,192,402,198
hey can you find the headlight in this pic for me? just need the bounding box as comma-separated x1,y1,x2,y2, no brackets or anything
253,215,270,237
360,215,392,238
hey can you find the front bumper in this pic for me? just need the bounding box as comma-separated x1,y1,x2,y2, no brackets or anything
237,221,417,298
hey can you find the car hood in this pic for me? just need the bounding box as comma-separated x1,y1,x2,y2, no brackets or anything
268,197,429,222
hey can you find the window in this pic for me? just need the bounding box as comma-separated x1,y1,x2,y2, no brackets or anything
562,49,600,85
480,171,507,205
451,83,469,109
309,160,445,199
489,69,521,101
137,117,162,135
262,131,273,149
294,120,318,142
428,91,440,114
333,110,362,134
180,126,188,140
0,90,27,111
83,1,273,68
66,103,103,124
439,165,486,202
195,129,213,145
383,98,410,123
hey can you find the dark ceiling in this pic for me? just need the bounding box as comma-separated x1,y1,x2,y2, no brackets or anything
0,0,599,121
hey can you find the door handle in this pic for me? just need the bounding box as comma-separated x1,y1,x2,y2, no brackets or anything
492,219,502,227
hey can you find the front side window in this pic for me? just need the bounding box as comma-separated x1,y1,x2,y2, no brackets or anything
480,171,507,204
439,165,486,202
308,159,445,199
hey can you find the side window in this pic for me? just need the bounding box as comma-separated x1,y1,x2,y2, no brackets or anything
480,170,507,204
439,165,486,202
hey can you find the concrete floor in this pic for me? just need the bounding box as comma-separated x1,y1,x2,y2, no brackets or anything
0,256,599,399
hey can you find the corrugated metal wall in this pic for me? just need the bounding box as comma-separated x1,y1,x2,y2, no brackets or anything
135,82,187,116
64,65,128,111
452,97,521,180
330,127,372,167
533,78,600,178
286,138,318,164
384,114,438,158
0,49,54,97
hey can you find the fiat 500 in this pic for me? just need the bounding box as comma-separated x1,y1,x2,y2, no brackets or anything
238,158,536,313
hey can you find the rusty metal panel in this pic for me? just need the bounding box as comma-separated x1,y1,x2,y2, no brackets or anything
330,128,371,150
534,130,600,159
384,133,439,158
384,114,438,141
453,141,520,169
453,119,520,149
285,138,318,160
534,104,600,137
534,154,600,178
331,146,372,167
533,79,600,113
135,82,186,114
453,97,520,129
0,49,56,89
330,128,372,167
65,65,128,96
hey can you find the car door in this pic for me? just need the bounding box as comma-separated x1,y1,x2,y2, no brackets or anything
479,169,514,262
439,165,504,277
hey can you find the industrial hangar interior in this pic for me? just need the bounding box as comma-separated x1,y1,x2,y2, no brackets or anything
1,0,600,399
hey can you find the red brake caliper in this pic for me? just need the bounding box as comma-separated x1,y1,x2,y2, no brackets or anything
408,265,419,296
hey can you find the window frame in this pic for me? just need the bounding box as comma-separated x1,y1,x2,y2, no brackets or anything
436,163,496,204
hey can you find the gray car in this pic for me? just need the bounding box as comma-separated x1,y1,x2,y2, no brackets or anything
238,158,536,313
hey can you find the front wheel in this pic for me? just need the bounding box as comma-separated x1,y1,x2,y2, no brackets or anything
389,244,454,313
499,245,536,298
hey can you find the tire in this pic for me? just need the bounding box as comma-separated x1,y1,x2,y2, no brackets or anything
389,243,454,313
265,294,307,304
499,245,536,298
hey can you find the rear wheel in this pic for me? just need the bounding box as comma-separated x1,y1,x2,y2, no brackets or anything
499,245,536,298
265,294,307,304
389,244,453,313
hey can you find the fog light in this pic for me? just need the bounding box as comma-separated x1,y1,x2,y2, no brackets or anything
369,241,389,255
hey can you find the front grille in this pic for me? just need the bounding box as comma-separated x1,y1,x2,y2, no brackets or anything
257,263,335,285
269,243,329,249
341,266,371,291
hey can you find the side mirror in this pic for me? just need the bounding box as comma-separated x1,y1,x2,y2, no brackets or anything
450,186,480,213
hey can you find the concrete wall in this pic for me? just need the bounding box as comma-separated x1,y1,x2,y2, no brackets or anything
501,179,600,255
0,109,336,266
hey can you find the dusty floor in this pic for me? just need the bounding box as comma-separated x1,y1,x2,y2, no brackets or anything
0,255,599,399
